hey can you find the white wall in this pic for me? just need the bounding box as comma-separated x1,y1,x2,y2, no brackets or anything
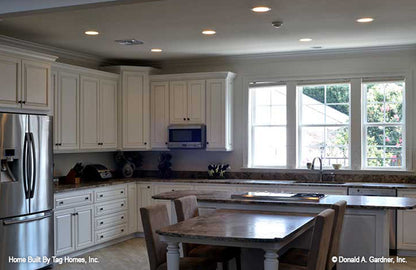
139,48,416,172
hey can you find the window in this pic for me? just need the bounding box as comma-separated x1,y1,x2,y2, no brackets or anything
249,84,287,167
363,80,405,169
298,83,351,168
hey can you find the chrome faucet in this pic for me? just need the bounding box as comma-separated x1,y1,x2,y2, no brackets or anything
311,157,323,182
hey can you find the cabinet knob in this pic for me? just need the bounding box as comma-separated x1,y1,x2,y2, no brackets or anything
18,100,22,104
144,142,147,145
100,195,104,198
187,118,190,121
121,191,124,194
121,216,124,219
100,235,104,239
183,118,186,121
206,142,209,145
59,201,64,205
100,208,104,211
147,186,150,189
165,142,168,145
100,222,104,225
59,143,62,146
85,197,89,200
121,229,124,232
121,204,124,207
22,101,26,104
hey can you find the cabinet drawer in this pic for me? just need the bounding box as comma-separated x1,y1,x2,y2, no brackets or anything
95,199,127,216
95,211,127,230
55,191,93,210
96,224,127,243
95,186,127,202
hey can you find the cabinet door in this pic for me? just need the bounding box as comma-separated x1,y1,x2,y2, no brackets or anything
80,76,99,149
137,184,154,232
397,190,416,250
127,183,138,233
187,80,205,124
0,54,20,108
169,81,187,124
150,82,169,149
75,205,94,250
56,71,79,150
21,59,51,110
122,71,150,149
99,79,118,149
55,208,75,256
206,79,232,151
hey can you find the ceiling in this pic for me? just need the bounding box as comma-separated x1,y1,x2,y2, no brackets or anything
0,0,415,61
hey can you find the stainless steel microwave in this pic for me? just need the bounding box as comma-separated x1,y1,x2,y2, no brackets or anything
168,125,206,149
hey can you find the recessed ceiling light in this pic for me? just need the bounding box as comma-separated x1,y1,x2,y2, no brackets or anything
151,48,163,52
356,17,374,23
299,38,312,42
251,6,271,13
115,39,144,45
202,30,216,35
85,30,99,36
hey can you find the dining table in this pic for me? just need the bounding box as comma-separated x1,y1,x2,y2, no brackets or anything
156,209,316,270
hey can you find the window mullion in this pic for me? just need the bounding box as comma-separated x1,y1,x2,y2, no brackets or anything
350,78,362,170
287,82,297,169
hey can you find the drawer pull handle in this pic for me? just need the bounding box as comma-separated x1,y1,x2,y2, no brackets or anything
121,216,124,219
100,208,104,211
147,186,150,189
100,195,104,198
85,197,89,200
121,191,124,194
100,222,104,225
100,235,104,239
59,201,64,205
121,204,124,207
121,229,124,232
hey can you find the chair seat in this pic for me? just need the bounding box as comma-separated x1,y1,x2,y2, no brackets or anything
279,248,308,266
157,257,217,270
279,262,307,270
188,245,240,262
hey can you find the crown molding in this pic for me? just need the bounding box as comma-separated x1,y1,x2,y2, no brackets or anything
159,44,416,68
0,34,113,68
150,71,236,81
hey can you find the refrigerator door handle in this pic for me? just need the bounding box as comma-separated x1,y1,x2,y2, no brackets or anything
23,132,30,199
3,211,53,225
29,132,36,199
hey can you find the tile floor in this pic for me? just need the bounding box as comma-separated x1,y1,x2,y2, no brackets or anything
54,237,416,270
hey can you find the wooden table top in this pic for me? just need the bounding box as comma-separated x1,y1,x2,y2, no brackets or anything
157,209,315,243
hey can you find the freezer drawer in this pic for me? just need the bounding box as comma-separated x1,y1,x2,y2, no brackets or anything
0,211,53,270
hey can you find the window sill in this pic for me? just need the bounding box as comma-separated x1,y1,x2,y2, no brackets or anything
241,167,415,175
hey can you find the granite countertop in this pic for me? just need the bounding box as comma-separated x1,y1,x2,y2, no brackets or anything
53,177,416,193
152,190,416,210
157,209,315,243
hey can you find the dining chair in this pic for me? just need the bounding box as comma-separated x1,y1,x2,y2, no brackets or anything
279,201,347,270
280,208,335,270
140,204,217,270
174,195,241,270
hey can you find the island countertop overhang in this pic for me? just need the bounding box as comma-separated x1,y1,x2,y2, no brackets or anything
152,190,416,210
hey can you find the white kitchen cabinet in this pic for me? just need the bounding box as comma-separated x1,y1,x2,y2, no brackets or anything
55,208,76,256
206,75,235,151
54,70,79,151
75,205,95,250
127,183,138,234
398,190,416,250
121,70,150,149
169,80,205,124
150,82,170,149
137,184,154,232
80,75,118,150
99,79,118,149
0,54,21,109
80,75,100,149
21,59,51,111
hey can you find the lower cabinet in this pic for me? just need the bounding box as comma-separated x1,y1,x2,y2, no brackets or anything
55,205,94,256
397,189,416,250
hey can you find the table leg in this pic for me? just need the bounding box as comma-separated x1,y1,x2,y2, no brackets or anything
167,242,180,270
264,250,279,270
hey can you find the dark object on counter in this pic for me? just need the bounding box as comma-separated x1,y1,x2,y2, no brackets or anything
158,153,172,179
114,151,143,178
208,163,230,179
62,162,83,184
82,164,112,181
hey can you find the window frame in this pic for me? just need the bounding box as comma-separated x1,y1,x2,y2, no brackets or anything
361,79,407,170
297,82,352,169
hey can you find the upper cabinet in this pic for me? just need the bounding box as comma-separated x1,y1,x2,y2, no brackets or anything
52,63,119,153
150,72,235,151
0,47,57,113
169,80,205,124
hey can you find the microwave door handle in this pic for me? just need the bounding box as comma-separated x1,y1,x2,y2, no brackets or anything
23,133,30,199
29,132,36,199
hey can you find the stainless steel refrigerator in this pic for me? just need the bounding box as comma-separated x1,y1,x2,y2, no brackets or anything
0,113,53,270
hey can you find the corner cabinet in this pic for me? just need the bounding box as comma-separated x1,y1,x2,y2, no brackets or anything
0,48,56,113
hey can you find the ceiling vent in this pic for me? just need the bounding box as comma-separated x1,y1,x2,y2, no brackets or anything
115,39,144,45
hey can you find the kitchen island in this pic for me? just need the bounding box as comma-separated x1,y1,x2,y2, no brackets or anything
154,190,416,270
